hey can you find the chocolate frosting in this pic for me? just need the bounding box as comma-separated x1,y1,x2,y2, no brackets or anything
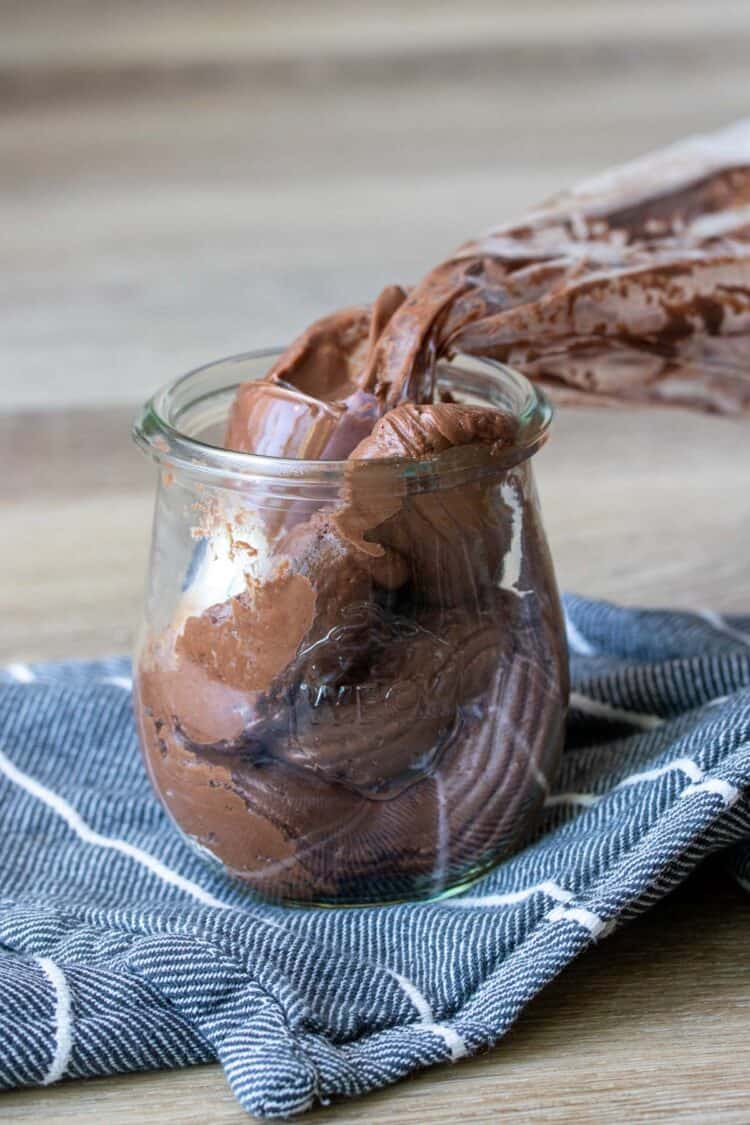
223,119,750,449
136,484,566,902
136,405,562,901
137,122,750,903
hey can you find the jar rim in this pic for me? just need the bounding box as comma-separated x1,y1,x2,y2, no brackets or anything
132,348,553,490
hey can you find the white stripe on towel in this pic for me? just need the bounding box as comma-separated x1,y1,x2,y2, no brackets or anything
445,880,574,909
544,792,600,809
0,747,231,913
680,779,739,806
697,609,750,647
389,971,467,1061
546,904,609,938
6,663,35,683
617,757,704,787
546,755,738,811
36,957,73,1085
101,675,133,691
564,615,597,656
569,691,663,730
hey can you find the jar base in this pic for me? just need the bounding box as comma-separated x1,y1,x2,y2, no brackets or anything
179,826,508,909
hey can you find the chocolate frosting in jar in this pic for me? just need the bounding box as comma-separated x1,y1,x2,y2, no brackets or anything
137,549,565,902
136,395,563,902
225,286,411,461
136,121,750,903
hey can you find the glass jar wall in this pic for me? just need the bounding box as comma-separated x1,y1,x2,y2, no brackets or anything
133,352,568,905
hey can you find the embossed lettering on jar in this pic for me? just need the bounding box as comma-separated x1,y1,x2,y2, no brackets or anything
133,352,568,905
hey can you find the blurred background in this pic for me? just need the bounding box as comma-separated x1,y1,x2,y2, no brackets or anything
3,0,750,659
4,0,750,410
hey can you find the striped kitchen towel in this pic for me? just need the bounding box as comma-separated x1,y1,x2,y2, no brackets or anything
1,596,749,1118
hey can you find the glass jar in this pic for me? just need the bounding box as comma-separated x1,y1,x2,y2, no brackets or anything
132,351,568,906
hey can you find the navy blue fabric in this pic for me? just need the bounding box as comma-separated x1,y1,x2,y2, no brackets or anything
1,597,749,1117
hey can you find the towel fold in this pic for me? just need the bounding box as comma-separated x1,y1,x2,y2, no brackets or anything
1,596,748,1118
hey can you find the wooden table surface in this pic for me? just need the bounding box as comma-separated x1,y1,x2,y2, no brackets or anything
3,1,750,1120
